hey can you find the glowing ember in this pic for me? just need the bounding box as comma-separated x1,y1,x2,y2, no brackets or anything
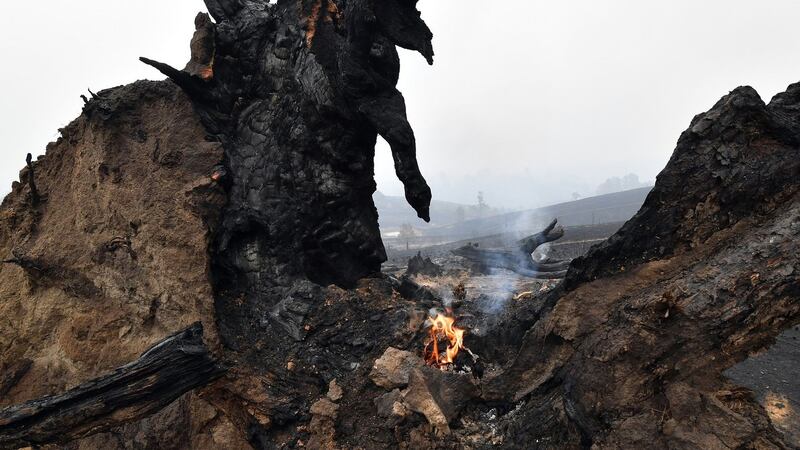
424,312,466,368
305,0,322,48
199,65,214,81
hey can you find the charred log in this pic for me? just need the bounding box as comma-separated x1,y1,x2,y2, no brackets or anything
451,218,571,278
0,323,224,450
406,252,443,277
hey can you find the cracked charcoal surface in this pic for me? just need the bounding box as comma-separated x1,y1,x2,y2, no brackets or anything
145,0,433,290
141,1,436,369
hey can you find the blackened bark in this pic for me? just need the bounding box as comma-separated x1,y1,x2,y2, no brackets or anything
138,2,438,390
141,0,434,289
0,323,224,450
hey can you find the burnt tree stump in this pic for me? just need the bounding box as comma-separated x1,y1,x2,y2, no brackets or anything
139,0,440,375
141,0,434,288
451,218,571,278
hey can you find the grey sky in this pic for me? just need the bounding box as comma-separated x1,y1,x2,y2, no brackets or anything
3,1,800,210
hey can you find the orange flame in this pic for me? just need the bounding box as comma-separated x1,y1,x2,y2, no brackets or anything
305,0,322,48
424,312,466,367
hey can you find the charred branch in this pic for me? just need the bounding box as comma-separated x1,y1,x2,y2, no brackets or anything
406,252,443,277
359,93,432,222
451,219,571,278
81,89,98,105
0,323,224,450
139,57,213,104
203,0,244,22
518,218,565,254
25,153,39,207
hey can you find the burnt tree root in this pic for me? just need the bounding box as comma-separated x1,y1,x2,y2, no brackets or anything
451,218,571,278
0,323,224,450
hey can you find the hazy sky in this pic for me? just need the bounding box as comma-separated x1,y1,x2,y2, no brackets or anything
3,1,800,210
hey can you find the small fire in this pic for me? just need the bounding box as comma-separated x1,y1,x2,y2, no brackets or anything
424,312,466,368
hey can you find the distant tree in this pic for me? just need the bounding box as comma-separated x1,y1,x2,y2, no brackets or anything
572,192,581,201
621,173,640,189
399,223,416,251
399,223,416,239
596,177,622,195
596,173,647,195
477,191,488,217
455,206,466,223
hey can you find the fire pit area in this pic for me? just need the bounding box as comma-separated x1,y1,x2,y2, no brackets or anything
209,272,554,448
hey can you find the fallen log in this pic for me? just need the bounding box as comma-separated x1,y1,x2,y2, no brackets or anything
451,218,571,278
0,323,225,450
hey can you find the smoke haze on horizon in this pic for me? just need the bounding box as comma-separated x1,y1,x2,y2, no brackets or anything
2,1,800,212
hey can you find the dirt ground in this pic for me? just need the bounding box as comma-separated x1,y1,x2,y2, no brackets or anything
726,326,800,443
391,244,800,447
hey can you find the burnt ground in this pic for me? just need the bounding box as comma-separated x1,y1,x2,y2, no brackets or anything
726,326,800,443
1,0,799,447
388,236,800,447
3,76,798,445
384,221,625,268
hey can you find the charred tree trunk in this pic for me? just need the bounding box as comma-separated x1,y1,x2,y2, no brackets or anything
141,0,434,289
135,4,444,446
0,323,224,450
451,218,571,278
139,1,440,381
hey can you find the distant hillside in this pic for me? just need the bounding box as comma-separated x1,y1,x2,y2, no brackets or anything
381,187,652,248
373,191,503,230
429,186,651,235
384,221,627,265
